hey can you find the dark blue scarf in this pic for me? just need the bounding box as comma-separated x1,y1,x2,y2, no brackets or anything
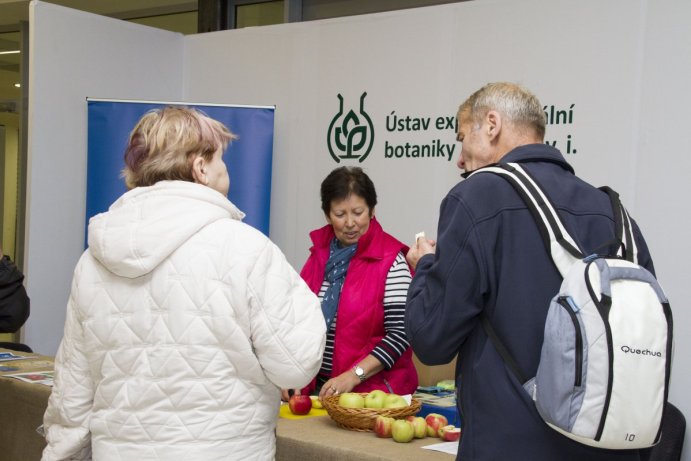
321,238,357,330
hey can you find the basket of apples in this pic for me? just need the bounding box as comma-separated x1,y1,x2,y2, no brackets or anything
321,390,421,432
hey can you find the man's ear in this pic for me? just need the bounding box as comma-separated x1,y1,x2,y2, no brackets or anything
191,155,207,185
486,110,502,141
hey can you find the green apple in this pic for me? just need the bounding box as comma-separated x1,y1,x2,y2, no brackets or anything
406,416,427,438
364,390,387,408
391,419,415,443
383,393,408,409
338,392,365,408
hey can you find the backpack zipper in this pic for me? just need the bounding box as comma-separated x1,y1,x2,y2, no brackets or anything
557,296,583,387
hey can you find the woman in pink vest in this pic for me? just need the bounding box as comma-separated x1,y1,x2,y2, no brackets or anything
292,166,418,400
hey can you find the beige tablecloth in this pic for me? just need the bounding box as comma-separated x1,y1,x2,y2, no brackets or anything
0,349,456,461
276,414,455,461
0,349,52,461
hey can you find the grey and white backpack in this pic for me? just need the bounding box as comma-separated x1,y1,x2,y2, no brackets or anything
474,162,673,449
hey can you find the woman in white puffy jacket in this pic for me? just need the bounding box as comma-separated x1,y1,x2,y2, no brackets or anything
42,107,326,461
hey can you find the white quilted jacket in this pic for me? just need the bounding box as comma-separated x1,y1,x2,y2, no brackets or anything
42,181,326,461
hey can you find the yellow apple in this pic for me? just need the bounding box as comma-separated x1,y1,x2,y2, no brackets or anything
383,393,408,409
406,415,428,438
391,419,415,443
338,392,365,408
310,396,324,409
364,390,387,408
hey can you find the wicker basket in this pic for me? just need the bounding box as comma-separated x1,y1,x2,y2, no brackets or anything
321,393,422,432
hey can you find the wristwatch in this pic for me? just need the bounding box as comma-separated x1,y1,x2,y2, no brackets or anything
353,365,367,382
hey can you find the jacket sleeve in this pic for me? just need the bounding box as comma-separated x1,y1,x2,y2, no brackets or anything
42,263,93,461
405,193,486,366
247,239,326,390
0,255,30,333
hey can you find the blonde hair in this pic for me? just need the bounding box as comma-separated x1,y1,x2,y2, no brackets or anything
122,106,237,189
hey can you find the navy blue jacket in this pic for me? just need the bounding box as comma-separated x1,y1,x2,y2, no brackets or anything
406,144,653,461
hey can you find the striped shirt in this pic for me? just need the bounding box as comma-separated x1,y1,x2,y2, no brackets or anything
317,251,412,378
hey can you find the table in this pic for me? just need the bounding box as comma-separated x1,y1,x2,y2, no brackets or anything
276,415,455,461
0,350,457,461
0,349,52,461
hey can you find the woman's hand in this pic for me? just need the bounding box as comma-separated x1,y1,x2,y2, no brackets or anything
318,371,360,400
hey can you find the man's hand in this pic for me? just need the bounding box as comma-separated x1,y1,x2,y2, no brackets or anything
406,232,435,270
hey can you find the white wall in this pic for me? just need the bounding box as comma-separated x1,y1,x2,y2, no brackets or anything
27,0,691,458
25,1,184,354
635,0,691,451
184,0,646,268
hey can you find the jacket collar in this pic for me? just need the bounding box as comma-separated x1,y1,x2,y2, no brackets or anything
461,143,574,178
502,143,575,174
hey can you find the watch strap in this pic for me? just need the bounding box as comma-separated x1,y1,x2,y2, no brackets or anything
353,366,367,382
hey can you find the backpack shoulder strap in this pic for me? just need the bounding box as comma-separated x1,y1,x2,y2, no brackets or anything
598,186,638,263
470,162,583,277
472,162,584,386
481,315,528,384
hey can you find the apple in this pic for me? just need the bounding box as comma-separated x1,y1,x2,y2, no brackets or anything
405,416,427,438
439,424,462,442
364,389,387,409
383,393,408,409
425,413,449,437
288,394,312,415
310,396,324,409
373,415,394,438
391,419,415,443
338,392,365,408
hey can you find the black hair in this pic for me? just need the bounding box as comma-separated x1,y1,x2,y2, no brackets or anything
320,166,377,216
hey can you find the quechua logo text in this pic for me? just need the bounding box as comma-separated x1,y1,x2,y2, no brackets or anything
327,92,374,163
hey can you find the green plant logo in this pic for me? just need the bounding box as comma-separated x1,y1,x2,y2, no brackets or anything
327,92,375,163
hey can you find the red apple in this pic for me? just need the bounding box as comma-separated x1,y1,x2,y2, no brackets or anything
424,413,449,437
406,416,428,438
374,415,394,438
439,424,461,442
288,394,312,415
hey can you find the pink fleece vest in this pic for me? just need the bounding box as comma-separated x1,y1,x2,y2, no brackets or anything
300,218,418,395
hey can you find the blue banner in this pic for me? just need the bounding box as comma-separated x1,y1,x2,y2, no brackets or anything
86,100,275,240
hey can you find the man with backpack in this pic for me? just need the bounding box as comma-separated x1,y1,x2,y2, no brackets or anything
405,82,658,460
